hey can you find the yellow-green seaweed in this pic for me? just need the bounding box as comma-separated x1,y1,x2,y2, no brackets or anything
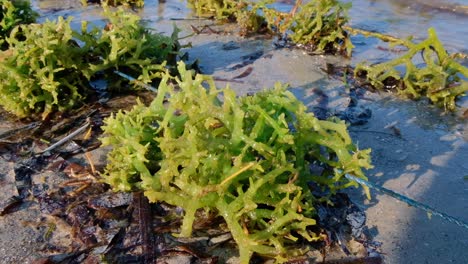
0,0,38,50
0,8,180,118
187,0,353,55
101,61,372,263
355,27,468,111
0,17,89,118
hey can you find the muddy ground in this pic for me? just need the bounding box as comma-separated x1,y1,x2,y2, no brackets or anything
1,1,468,264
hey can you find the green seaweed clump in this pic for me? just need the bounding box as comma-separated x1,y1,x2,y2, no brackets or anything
0,17,90,118
0,8,180,118
0,0,38,49
187,0,266,36
79,8,180,88
187,0,353,55
288,0,353,56
187,0,240,20
101,61,372,263
355,27,468,111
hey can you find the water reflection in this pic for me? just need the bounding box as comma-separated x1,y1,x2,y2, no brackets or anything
349,0,468,53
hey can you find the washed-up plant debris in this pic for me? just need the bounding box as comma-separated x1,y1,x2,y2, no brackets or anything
0,100,156,260
354,27,468,111
0,7,180,119
0,17,90,119
187,0,353,56
101,61,372,263
285,0,353,56
0,0,37,50
79,8,180,88
0,92,378,263
187,1,467,110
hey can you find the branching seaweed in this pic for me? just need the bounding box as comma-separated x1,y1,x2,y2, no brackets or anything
355,28,468,111
187,0,241,20
187,0,352,55
0,17,90,118
79,8,180,88
0,0,38,50
287,0,353,56
0,8,180,118
188,1,466,108
187,0,267,36
101,61,372,263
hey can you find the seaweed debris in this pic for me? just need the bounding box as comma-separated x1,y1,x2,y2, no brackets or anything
0,0,37,50
100,61,373,263
354,28,468,111
0,8,180,119
186,1,467,110
187,0,353,56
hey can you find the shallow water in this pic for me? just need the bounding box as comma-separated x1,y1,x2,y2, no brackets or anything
350,0,468,47
33,0,468,52
349,0,468,60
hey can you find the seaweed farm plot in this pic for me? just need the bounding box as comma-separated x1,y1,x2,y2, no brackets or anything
0,0,467,264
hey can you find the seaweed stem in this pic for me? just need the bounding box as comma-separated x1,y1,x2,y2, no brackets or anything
219,162,256,187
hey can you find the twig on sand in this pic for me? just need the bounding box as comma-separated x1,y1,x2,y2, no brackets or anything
39,120,91,154
114,70,158,93
0,122,41,140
